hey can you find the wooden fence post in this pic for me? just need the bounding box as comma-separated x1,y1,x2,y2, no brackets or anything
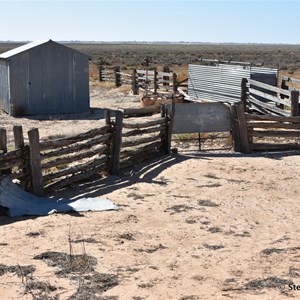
163,66,170,87
114,66,121,87
230,104,241,152
105,109,111,126
291,90,300,116
160,105,167,152
235,102,250,154
279,78,289,109
28,129,44,196
98,65,104,82
172,73,177,94
13,125,24,149
154,69,158,94
241,78,248,111
131,69,138,95
13,125,30,189
110,110,123,175
165,100,175,153
0,128,7,154
0,128,8,176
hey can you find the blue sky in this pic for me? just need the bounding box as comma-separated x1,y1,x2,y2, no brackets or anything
1,1,300,44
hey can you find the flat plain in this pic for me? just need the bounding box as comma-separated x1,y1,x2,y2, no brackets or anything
0,43,300,300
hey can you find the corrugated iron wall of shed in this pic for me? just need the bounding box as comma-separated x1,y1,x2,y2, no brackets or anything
9,52,30,115
28,45,46,114
0,60,10,113
73,52,89,113
41,42,74,114
188,64,251,103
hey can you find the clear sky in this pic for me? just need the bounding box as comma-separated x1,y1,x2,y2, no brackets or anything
1,0,300,44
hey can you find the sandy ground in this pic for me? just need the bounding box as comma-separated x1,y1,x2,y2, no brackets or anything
0,84,300,299
0,83,140,148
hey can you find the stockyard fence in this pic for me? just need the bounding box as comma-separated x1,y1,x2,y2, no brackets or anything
231,78,300,153
98,65,184,95
0,107,170,197
1,78,300,197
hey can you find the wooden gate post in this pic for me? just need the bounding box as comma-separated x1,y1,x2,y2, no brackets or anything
172,73,177,94
165,100,175,153
154,69,158,94
13,125,29,189
0,128,8,176
13,125,24,149
230,104,241,152
241,78,248,111
98,65,104,82
160,105,168,152
131,69,138,95
28,128,44,196
110,110,124,175
279,78,289,109
114,66,121,87
163,66,170,87
0,128,7,154
291,90,300,116
235,102,250,154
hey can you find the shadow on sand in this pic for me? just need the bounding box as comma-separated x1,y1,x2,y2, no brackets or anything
52,149,300,200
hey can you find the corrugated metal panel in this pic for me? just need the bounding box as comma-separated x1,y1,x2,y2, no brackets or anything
73,51,90,113
42,42,74,114
188,64,278,103
250,66,278,88
28,45,46,114
251,67,278,75
0,60,10,113
9,52,30,115
188,64,251,103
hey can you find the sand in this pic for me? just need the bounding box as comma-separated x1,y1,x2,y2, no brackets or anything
0,84,300,299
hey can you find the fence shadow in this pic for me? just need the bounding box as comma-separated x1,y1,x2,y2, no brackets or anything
187,150,300,160
53,154,193,200
18,108,107,121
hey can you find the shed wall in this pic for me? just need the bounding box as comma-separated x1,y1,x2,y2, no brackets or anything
8,41,89,115
0,60,10,113
9,52,30,115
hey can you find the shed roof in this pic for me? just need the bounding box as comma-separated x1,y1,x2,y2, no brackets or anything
0,40,51,59
0,39,91,60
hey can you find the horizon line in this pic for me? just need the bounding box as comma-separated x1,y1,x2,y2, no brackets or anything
1,40,300,46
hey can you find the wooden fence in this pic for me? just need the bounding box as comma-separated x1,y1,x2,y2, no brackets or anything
242,78,300,117
0,110,170,196
98,65,178,95
39,126,113,195
98,66,122,87
105,108,169,170
0,126,31,190
232,102,300,153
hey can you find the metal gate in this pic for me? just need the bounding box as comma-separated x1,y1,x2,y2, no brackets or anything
166,102,232,151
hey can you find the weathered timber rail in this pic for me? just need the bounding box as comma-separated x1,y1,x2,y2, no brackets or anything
98,65,180,95
0,108,171,196
105,108,169,171
242,78,299,117
232,102,300,153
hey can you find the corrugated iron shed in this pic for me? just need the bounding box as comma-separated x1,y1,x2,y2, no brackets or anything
0,40,90,116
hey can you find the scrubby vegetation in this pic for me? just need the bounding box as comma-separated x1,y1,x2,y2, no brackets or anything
1,42,300,72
